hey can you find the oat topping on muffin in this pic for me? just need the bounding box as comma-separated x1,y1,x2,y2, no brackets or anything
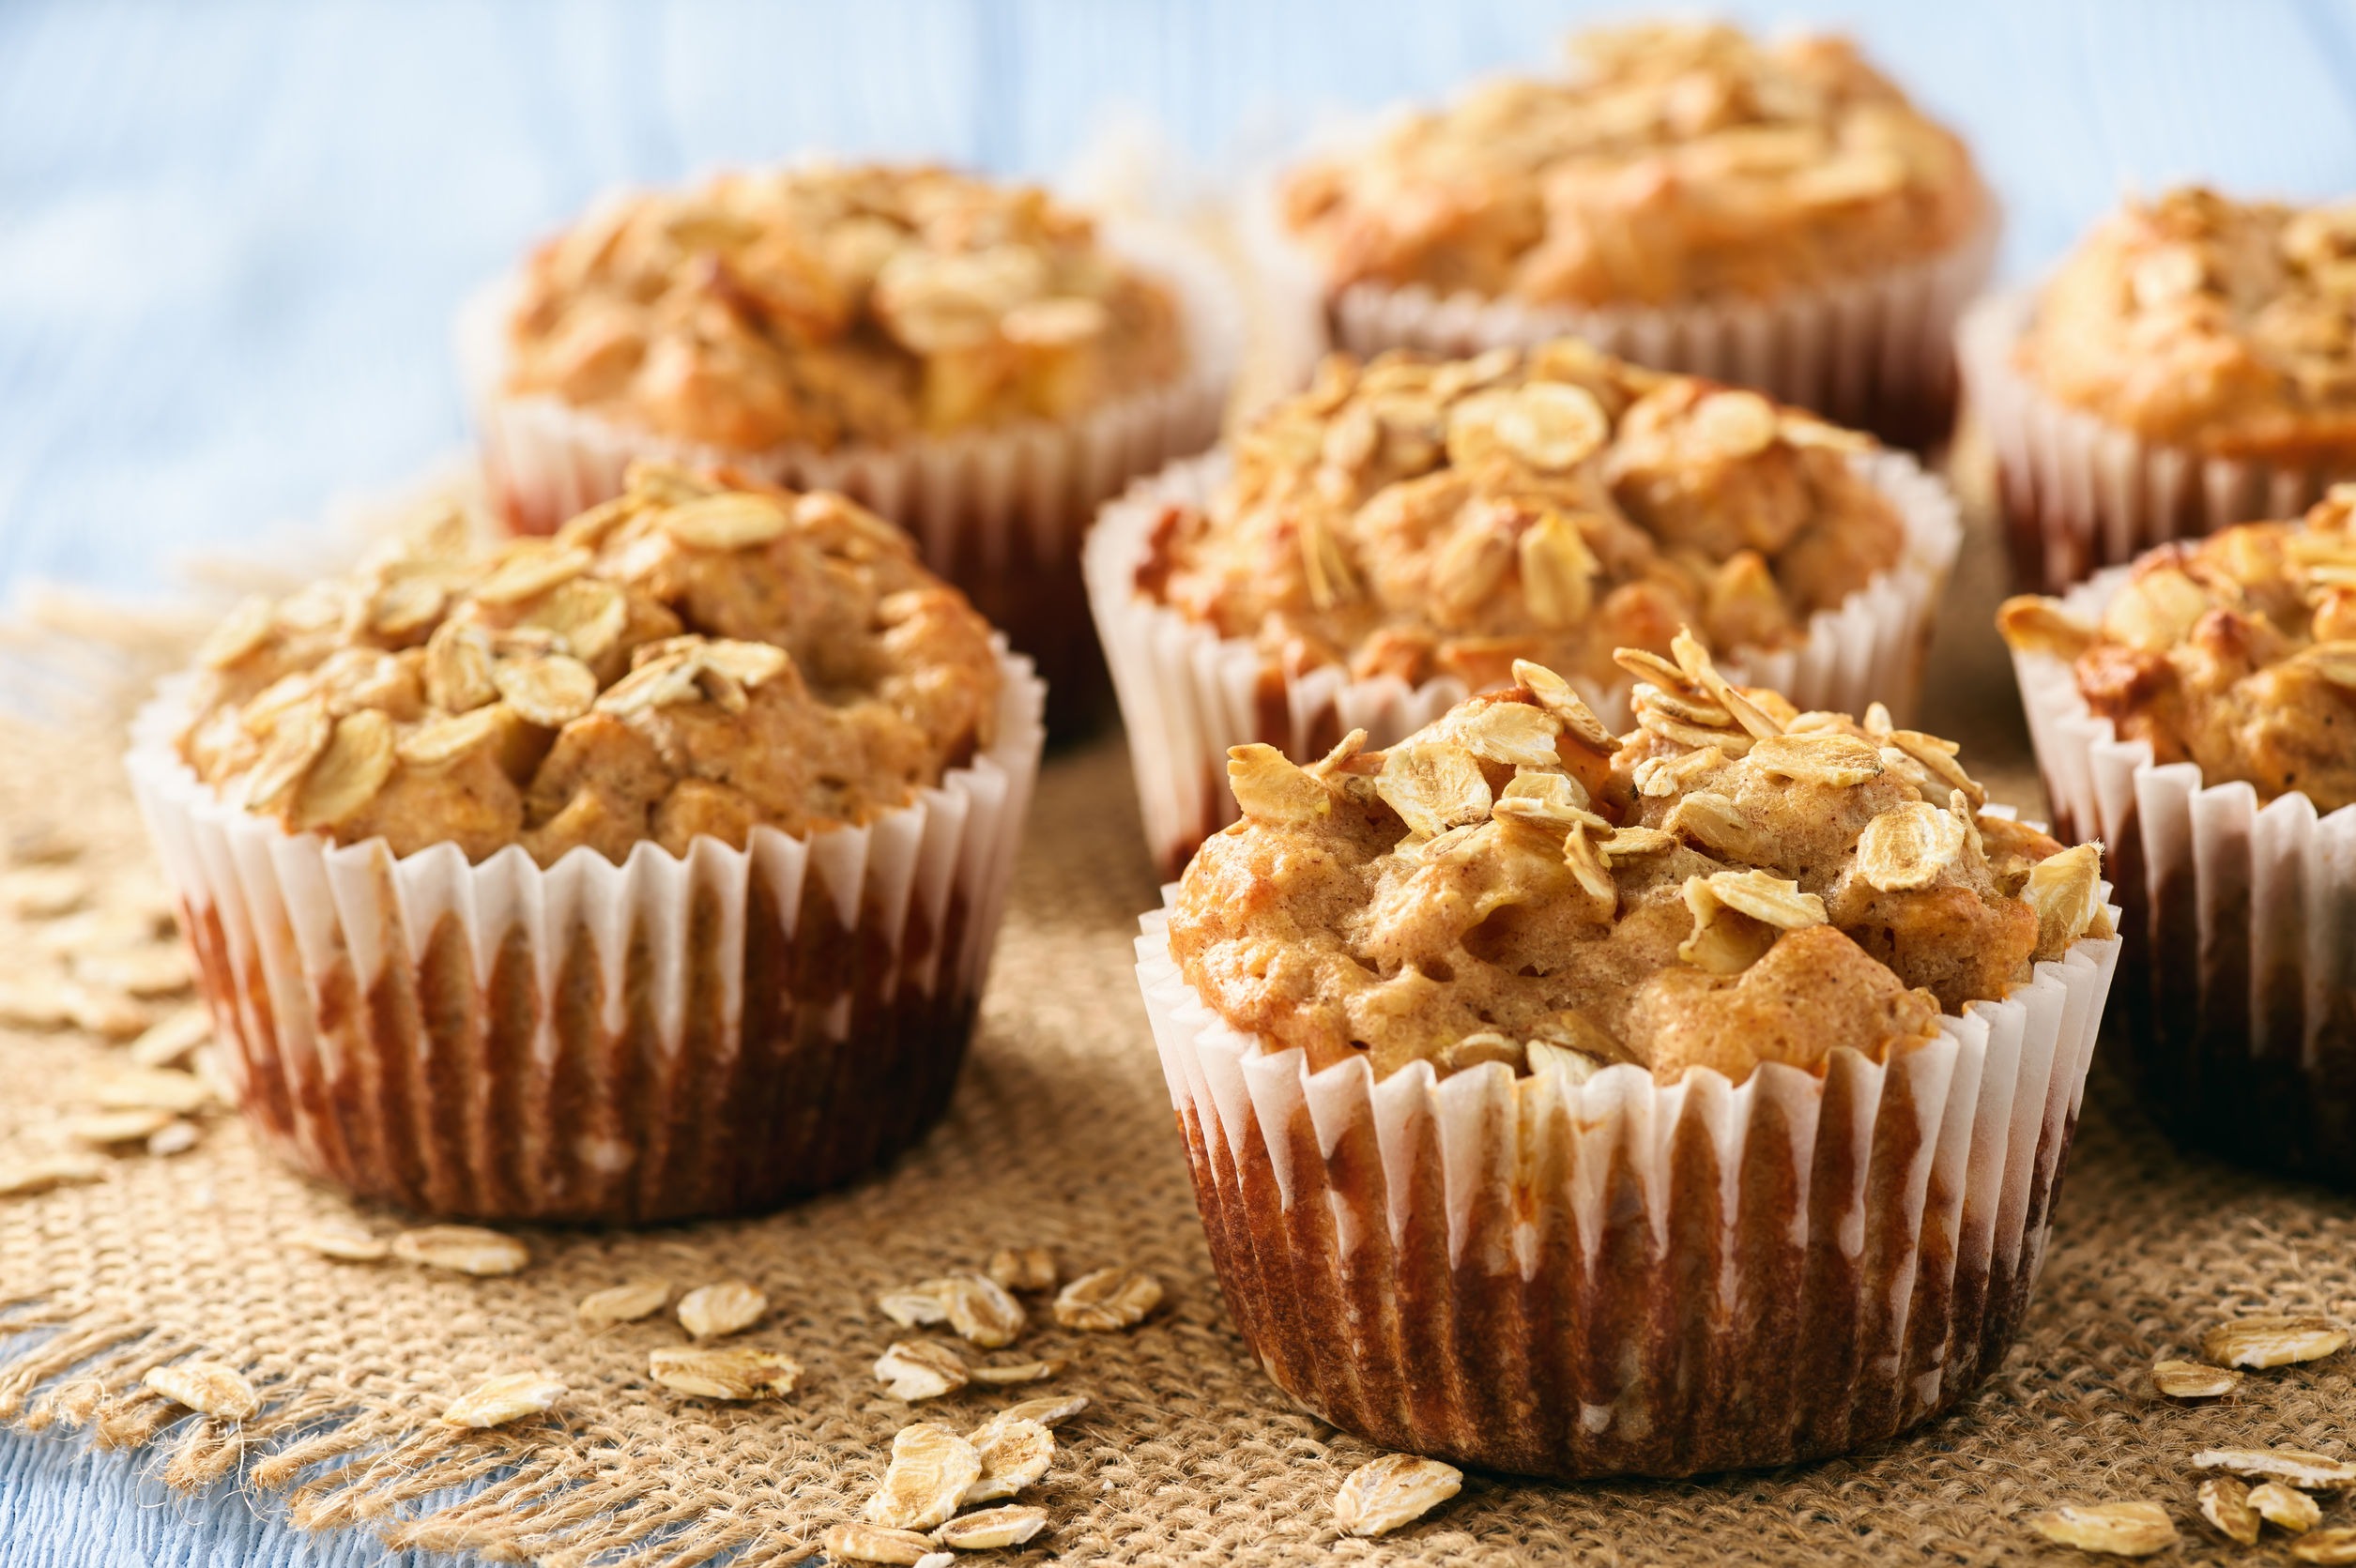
503,163,1187,452
2000,489,2356,812
1169,633,2104,1085
2017,187,2356,459
1281,23,1985,307
1136,341,1905,693
177,463,1002,864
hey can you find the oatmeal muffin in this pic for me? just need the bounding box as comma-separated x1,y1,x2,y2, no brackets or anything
466,161,1234,734
1275,22,1996,447
2002,493,2356,1181
130,463,1046,1222
1138,639,2119,1478
1089,339,1961,875
1963,186,2356,592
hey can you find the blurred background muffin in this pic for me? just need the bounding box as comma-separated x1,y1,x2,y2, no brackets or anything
1269,22,1996,449
130,463,1046,1223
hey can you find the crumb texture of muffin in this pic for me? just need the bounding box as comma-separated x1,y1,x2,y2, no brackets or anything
1168,632,2105,1088
1139,342,1906,696
2000,488,2356,814
178,462,1002,865
504,163,1187,453
1282,22,1985,309
2015,187,2356,461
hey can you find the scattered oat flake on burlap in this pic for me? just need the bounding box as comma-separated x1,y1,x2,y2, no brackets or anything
961,1417,1052,1504
875,1340,968,1401
62,1107,174,1146
89,1067,208,1113
2296,1529,2356,1565
823,1524,934,1565
912,1553,954,1568
939,1272,1024,1347
0,1152,106,1196
4,867,89,917
2198,1477,2260,1545
64,987,150,1042
880,1284,950,1327
291,1223,390,1262
968,1359,1061,1385
1051,1267,1161,1331
2028,1501,2178,1556
937,1503,1049,1549
2150,1359,2240,1398
391,1225,529,1276
576,1279,668,1330
677,1279,765,1338
647,1347,800,1401
441,1372,564,1428
994,1393,1087,1428
1332,1454,1463,1538
2194,1448,2356,1488
2202,1315,2348,1368
2253,1483,2323,1534
145,1119,199,1157
986,1246,1056,1293
863,1422,982,1531
144,1361,260,1421
72,947,191,998
127,1007,210,1069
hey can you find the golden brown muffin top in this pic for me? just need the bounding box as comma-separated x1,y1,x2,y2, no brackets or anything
2016,187,2356,461
1280,22,1985,308
177,464,1002,867
1169,634,2104,1087
1137,340,1907,694
503,163,1188,453
1999,489,2356,813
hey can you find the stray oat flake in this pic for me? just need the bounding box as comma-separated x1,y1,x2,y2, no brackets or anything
1051,1267,1161,1332
144,1361,260,1421
647,1347,801,1401
576,1279,668,1330
2027,1501,2178,1557
822,1523,934,1565
2149,1359,2241,1398
291,1222,390,1262
935,1503,1049,1549
441,1372,565,1428
986,1246,1057,1293
2202,1315,2348,1369
2197,1476,2260,1545
2297,1529,2356,1565
676,1279,766,1338
2193,1448,2356,1488
2253,1482,2323,1534
960,1416,1052,1504
875,1340,969,1401
864,1422,982,1531
391,1225,529,1276
1332,1454,1463,1538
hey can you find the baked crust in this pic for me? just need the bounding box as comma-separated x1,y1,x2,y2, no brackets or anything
1168,634,2103,1086
1138,341,1906,694
1282,23,1986,308
1999,488,2356,814
2016,187,2356,462
503,164,1186,453
177,463,1002,864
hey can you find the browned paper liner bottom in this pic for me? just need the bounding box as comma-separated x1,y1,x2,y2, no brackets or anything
125,649,1046,1225
1960,289,2356,595
1135,891,2119,1479
2013,571,2356,1183
1087,448,1962,879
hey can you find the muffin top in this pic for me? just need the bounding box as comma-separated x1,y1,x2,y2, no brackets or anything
2017,186,2356,459
1280,22,1985,308
502,163,1188,453
1999,489,2356,813
176,464,1002,866
1168,634,2104,1087
1136,340,1908,695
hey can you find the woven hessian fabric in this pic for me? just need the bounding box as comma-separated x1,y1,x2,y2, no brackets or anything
5,482,2355,1566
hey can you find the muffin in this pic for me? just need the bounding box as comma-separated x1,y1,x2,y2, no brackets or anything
2001,492,2356,1182
127,463,1046,1223
1962,186,2356,593
1135,637,2119,1478
460,161,1237,734
1087,339,1960,875
1268,22,1996,449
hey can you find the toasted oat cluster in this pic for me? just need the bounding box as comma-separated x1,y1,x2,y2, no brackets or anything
1138,341,1906,693
504,163,1187,452
2018,187,2356,459
1281,23,1985,307
1169,634,2105,1085
2000,490,2356,813
177,464,1002,865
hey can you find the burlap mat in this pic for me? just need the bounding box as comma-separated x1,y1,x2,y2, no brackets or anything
3,452,2353,1568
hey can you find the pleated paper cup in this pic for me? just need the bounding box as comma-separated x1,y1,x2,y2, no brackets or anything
1247,171,1997,452
125,648,1045,1225
1134,887,2119,1480
1959,288,2356,595
2012,571,2356,1182
456,222,1243,737
1087,447,1963,878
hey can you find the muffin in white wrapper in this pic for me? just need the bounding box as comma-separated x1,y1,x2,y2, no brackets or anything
2011,569,2356,1183
1132,882,2119,1479
127,647,1045,1225
1088,447,1963,878
1960,290,2356,596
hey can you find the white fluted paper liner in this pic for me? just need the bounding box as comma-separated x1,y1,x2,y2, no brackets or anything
1244,166,1997,449
125,646,1045,1224
1087,447,1963,877
1132,885,2119,1478
2012,570,2356,1180
1959,288,2356,594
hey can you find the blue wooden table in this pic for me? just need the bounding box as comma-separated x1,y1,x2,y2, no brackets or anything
6,2,2356,1561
